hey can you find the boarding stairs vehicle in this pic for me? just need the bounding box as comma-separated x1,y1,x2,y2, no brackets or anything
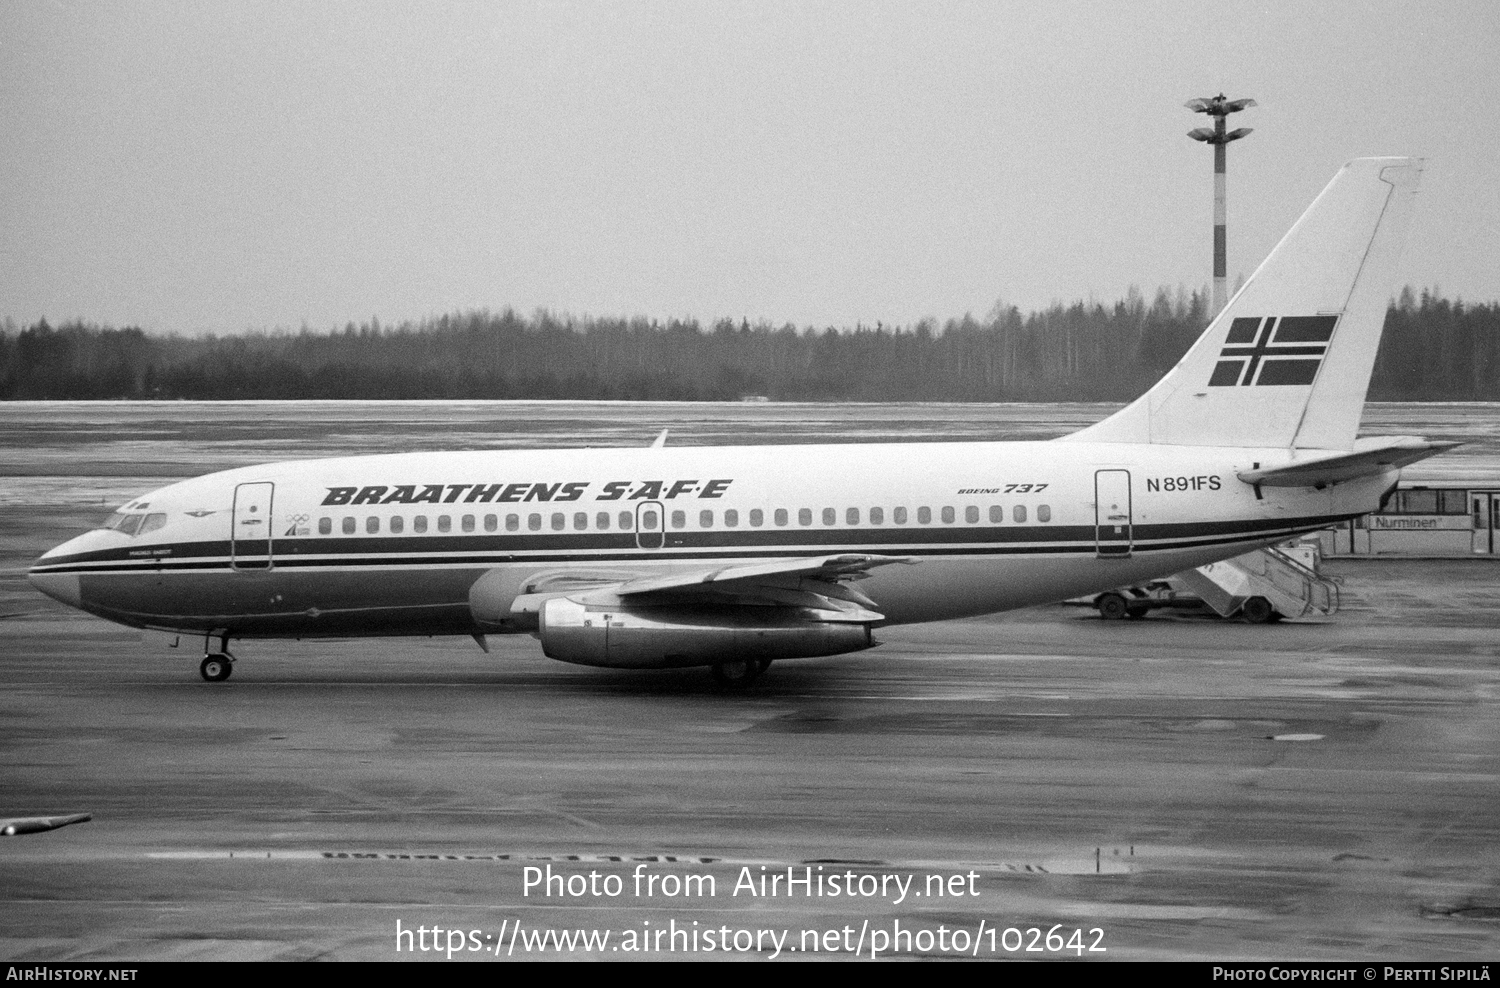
1091,541,1340,623
1166,543,1340,623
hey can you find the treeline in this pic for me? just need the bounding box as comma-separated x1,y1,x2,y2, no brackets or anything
1,286,1495,401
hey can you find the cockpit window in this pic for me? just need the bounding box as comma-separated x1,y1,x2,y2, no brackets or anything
100,511,167,537
102,512,145,536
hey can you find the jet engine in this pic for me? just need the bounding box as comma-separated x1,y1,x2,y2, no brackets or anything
537,597,876,669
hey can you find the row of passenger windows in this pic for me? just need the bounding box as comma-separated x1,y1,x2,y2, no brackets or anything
315,503,1053,536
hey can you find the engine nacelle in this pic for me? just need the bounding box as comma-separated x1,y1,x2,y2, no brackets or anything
469,567,640,632
538,597,876,669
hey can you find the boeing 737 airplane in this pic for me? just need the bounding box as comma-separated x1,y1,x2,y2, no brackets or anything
28,158,1454,686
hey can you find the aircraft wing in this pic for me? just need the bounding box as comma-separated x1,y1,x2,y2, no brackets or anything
499,554,917,628
611,553,916,595
1237,437,1461,488
573,553,919,622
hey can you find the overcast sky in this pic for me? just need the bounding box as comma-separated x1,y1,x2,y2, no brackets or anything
3,0,1497,334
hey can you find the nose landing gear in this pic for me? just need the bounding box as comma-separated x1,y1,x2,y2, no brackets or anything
200,654,233,681
199,633,235,681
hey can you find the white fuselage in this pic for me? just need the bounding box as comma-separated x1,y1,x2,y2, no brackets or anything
28,439,1390,640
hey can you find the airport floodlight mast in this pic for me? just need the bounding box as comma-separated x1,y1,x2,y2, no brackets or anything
1186,93,1255,315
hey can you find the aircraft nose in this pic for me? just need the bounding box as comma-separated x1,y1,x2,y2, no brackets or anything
28,569,82,608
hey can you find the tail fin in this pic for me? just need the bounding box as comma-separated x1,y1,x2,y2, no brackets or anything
1066,157,1423,450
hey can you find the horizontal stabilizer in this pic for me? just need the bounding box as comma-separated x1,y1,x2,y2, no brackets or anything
1236,437,1460,488
1,813,92,836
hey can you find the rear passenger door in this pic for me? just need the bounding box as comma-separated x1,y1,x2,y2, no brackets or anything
1094,470,1132,558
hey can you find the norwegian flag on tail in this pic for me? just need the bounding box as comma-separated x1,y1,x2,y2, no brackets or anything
1208,315,1338,387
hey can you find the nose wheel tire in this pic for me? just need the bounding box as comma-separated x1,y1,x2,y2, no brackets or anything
200,654,233,682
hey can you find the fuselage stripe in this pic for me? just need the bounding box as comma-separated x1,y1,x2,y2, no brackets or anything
32,516,1346,576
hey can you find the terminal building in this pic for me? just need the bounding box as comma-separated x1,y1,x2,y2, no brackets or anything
1320,472,1500,556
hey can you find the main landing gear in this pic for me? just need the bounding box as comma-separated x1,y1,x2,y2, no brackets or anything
712,658,772,689
199,634,235,682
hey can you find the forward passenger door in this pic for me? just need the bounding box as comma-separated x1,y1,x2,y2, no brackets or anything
231,482,275,569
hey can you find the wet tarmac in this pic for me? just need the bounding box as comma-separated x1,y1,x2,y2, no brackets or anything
2,404,1499,961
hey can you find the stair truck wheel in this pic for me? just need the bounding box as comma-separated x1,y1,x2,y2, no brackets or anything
1096,593,1130,621
1241,596,1276,624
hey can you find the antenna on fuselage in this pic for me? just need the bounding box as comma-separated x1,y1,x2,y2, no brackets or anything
650,429,668,448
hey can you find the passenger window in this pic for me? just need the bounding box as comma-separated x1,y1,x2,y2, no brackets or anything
438,515,452,533
670,510,686,529
917,507,932,524
641,509,658,529
461,514,475,533
318,517,331,535
989,505,1003,523
528,513,542,531
596,512,611,530
894,507,908,524
618,511,633,530
700,510,713,528
1013,505,1027,523
550,513,565,531
941,506,955,524
749,509,763,527
965,506,979,524
391,515,404,534
724,509,738,527
1038,505,1051,522
574,512,588,530
774,509,788,526
342,517,356,535
484,514,497,532
138,513,167,535
414,515,428,533
506,514,519,532
846,507,860,525
822,507,836,526
366,516,380,534
798,508,812,526
870,507,883,525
